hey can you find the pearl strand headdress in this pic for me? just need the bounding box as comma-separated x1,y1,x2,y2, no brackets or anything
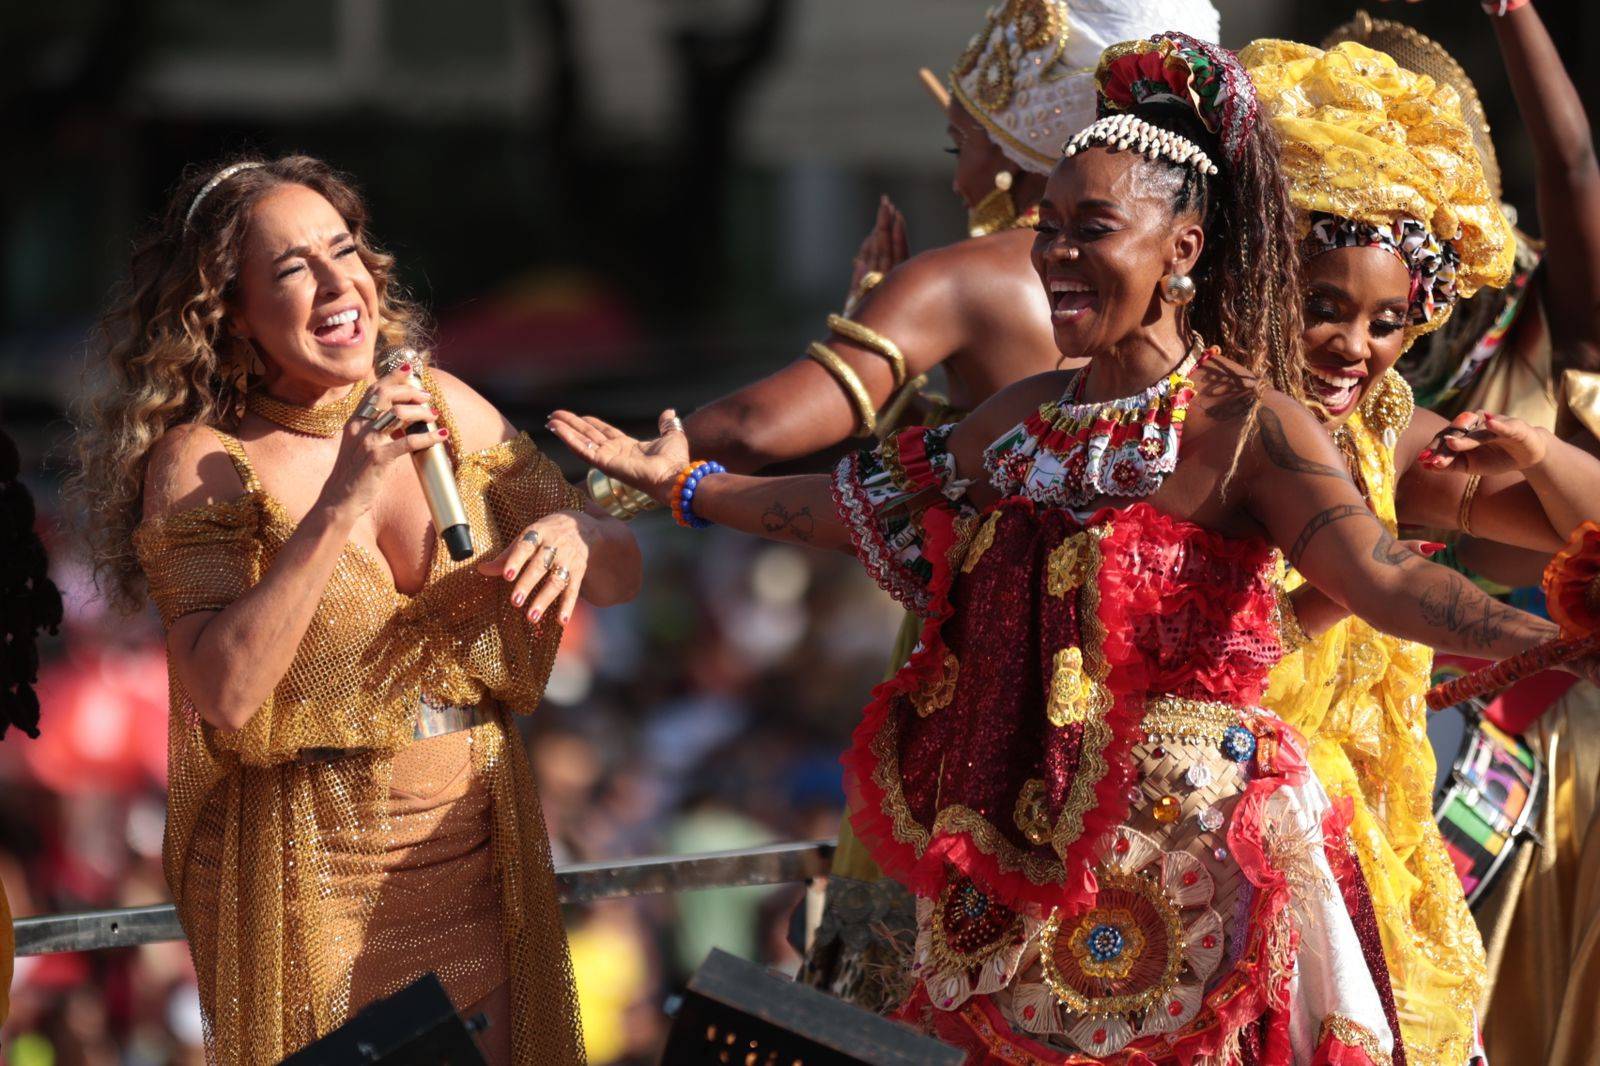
184,161,266,227
1062,113,1218,176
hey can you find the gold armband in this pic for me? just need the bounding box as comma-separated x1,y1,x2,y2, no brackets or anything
587,468,660,520
842,270,884,318
807,341,878,437
1275,582,1310,656
826,313,908,388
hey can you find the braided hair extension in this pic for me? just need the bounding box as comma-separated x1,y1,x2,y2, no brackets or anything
0,428,62,740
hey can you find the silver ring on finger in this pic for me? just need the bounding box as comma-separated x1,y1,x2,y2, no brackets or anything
665,416,684,434
522,528,543,548
552,564,570,585
354,394,381,422
371,409,399,432
541,546,559,570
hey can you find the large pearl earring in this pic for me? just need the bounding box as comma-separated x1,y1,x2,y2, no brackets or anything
1160,271,1196,306
994,170,1013,192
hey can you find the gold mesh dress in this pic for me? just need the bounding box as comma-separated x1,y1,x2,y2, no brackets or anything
133,386,586,1065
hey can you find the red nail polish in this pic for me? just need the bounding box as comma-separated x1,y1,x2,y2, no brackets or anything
559,614,570,625
1422,541,1445,553
512,591,525,606
529,609,541,623
438,428,449,438
1418,449,1433,461
504,568,516,580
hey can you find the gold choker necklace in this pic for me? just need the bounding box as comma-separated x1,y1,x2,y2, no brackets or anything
246,383,369,438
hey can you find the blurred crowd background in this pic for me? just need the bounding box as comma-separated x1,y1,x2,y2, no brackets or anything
1,1,1595,1063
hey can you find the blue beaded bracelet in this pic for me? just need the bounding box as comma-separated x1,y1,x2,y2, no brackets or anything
676,461,725,529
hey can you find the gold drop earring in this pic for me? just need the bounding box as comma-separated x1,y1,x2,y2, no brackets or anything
968,169,1019,238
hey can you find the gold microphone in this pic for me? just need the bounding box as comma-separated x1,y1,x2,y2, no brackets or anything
381,349,475,561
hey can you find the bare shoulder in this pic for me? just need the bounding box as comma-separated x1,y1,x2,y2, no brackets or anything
428,367,518,451
142,422,247,521
1187,354,1261,423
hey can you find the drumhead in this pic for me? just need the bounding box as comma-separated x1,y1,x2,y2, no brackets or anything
1426,701,1473,800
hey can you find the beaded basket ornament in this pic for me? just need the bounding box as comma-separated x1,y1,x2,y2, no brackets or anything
1063,113,1217,176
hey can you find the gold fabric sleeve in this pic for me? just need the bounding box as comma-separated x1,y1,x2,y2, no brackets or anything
134,497,265,629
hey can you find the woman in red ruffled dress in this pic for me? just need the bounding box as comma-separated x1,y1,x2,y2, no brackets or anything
553,35,1600,1064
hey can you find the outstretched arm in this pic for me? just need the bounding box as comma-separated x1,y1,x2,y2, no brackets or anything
1493,3,1600,368
1396,406,1600,551
1245,395,1567,662
685,242,967,472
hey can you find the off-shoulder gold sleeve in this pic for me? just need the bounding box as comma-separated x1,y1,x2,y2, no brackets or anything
455,434,585,715
132,496,265,629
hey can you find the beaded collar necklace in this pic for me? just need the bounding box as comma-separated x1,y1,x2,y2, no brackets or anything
984,336,1211,508
246,383,369,438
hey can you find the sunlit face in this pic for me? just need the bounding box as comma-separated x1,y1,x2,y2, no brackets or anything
229,183,379,391
1300,246,1411,427
945,99,1012,208
1030,149,1202,358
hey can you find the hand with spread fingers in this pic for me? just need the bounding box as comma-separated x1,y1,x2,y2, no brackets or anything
848,196,909,305
319,360,447,521
478,508,615,626
1416,410,1549,476
546,409,690,506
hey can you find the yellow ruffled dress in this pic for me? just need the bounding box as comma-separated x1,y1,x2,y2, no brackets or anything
1264,386,1486,1066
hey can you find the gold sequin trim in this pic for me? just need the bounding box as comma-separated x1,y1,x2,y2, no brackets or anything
1318,1014,1393,1066
961,512,1001,574
1045,531,1094,598
912,652,960,718
1274,579,1310,656
1141,696,1241,743
1050,524,1113,857
1013,778,1052,846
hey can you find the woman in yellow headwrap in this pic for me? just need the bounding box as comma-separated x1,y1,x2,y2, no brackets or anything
1241,38,1600,1066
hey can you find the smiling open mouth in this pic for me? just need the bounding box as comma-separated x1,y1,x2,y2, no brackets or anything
313,307,363,346
1306,365,1365,414
1047,278,1098,323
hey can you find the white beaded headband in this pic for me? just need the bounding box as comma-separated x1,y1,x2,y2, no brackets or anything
184,162,266,227
1063,114,1219,176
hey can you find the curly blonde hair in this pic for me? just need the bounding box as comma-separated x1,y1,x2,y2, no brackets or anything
70,154,430,614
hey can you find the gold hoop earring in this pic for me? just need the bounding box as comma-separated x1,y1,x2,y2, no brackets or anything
1160,271,1196,306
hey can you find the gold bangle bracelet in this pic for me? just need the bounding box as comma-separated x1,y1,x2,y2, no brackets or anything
1458,473,1483,535
826,314,909,388
806,341,878,437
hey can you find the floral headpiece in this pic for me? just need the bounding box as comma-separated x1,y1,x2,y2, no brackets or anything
1241,39,1514,336
949,0,1221,175
1095,32,1258,167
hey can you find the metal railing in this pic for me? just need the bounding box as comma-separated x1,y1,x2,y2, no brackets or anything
13,839,835,957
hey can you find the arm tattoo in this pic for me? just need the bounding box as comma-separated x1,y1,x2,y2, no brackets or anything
1257,407,1349,480
1287,503,1375,567
1416,579,1516,651
1369,528,1418,568
761,501,816,543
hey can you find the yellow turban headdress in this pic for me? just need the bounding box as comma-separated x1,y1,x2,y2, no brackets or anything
1240,38,1514,335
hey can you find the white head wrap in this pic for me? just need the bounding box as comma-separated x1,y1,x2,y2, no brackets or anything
950,0,1222,175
